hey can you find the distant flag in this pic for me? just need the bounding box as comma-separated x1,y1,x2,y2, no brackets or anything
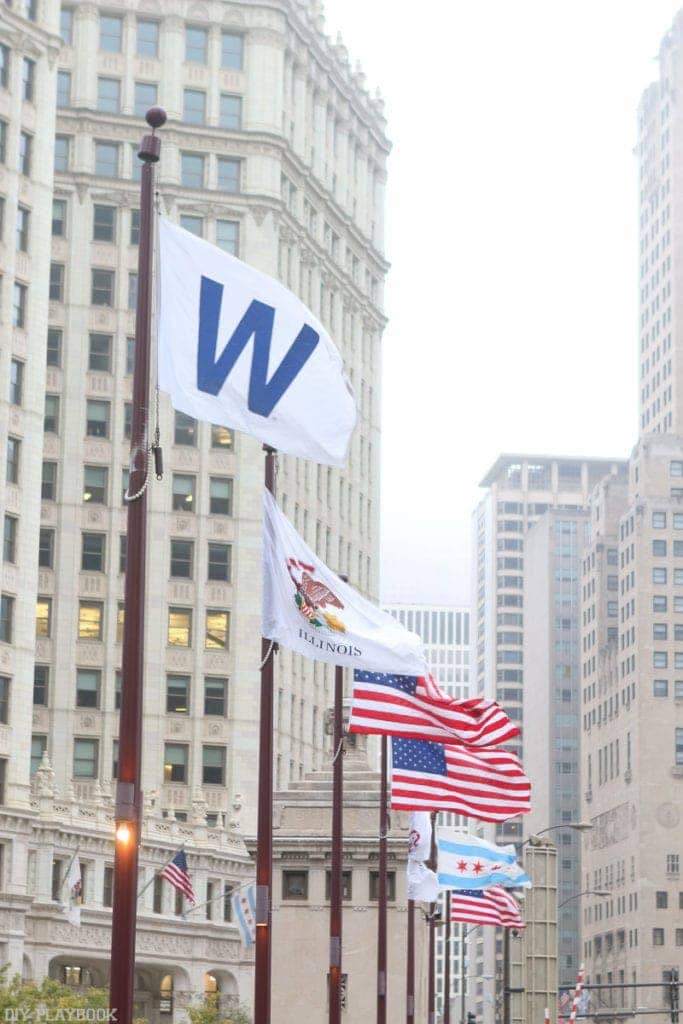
161,849,196,904
450,887,524,928
158,218,356,467
390,738,531,823
62,854,82,927
437,829,531,889
406,812,439,902
232,883,257,947
262,491,427,675
350,671,520,746
568,964,586,1024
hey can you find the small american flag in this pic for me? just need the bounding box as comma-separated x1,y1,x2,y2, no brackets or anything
350,671,519,746
450,886,524,928
390,737,531,822
161,849,196,904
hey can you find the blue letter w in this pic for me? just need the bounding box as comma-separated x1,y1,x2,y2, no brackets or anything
197,276,320,417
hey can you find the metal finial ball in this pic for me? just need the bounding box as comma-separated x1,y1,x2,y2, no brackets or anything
146,106,167,130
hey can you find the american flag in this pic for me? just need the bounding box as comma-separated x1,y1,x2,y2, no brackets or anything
450,886,524,928
350,671,520,746
160,849,196,904
390,737,531,822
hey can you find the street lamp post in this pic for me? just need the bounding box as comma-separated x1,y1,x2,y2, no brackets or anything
558,889,610,909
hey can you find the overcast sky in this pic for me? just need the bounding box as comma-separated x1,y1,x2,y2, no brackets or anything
320,0,681,606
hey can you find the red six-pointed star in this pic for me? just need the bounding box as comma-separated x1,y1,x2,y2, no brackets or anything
472,861,483,874
457,860,468,872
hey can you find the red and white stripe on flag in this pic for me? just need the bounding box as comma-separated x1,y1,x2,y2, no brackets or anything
450,886,524,928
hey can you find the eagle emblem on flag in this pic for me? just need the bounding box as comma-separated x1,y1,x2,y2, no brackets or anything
287,559,346,633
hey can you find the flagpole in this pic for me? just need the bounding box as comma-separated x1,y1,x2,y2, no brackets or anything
406,899,415,1024
329,634,347,1024
427,811,438,1024
254,445,276,1024
460,925,467,1024
444,890,451,1024
377,734,388,1024
109,106,165,1024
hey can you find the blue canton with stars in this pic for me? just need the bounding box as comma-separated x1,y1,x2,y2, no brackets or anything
353,670,418,694
392,737,447,775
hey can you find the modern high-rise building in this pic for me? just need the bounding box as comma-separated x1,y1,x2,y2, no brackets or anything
385,603,470,1020
523,506,589,987
471,454,623,1024
0,0,389,1011
580,435,683,1016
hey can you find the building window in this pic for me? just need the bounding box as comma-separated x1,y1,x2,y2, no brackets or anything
153,874,163,913
183,88,206,124
18,131,32,175
103,865,114,908
209,477,233,515
52,199,66,237
205,610,229,650
667,854,679,874
130,210,140,246
2,516,16,563
166,675,189,714
652,928,665,946
653,511,667,529
180,215,203,237
94,141,119,178
100,15,122,52
211,425,234,450
6,438,20,484
654,623,668,640
91,269,115,306
93,204,116,242
13,282,27,327
136,19,159,57
654,679,669,698
219,94,242,130
81,533,106,572
73,738,99,778
216,220,239,255
35,597,51,638
128,272,138,310
114,672,121,710
370,871,396,900
88,333,112,372
54,134,70,172
86,399,110,438
9,360,23,405
41,461,57,500
204,677,227,716
181,153,205,189
221,32,243,69
22,57,35,101
33,664,49,706
185,26,208,63
672,462,683,478
170,540,193,578
208,543,231,582
676,728,683,767
60,7,74,45
163,744,188,782
0,46,9,91
656,891,668,909
78,601,103,641
119,536,127,574
134,81,157,118
49,263,65,302
76,669,101,709
0,595,14,644
653,539,667,556
174,411,197,445
282,870,308,900
16,206,30,252
31,735,47,775
168,608,192,647
97,76,121,113
38,528,54,569
217,158,241,193
46,328,62,367
83,466,108,504
172,474,195,512
0,676,9,724
202,746,225,785
116,604,125,643
55,68,73,110
653,595,667,612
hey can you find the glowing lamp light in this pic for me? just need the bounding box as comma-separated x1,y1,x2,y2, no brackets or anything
115,822,133,845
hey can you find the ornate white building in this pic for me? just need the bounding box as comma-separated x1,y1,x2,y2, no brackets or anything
0,0,389,1015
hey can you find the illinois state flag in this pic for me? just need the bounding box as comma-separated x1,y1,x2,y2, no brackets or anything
158,218,356,467
262,490,427,674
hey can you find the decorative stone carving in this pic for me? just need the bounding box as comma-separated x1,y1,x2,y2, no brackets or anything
34,752,56,797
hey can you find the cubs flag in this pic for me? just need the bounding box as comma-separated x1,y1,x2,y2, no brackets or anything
350,671,520,746
407,811,439,902
390,738,531,823
232,883,257,947
158,217,356,467
436,829,531,890
262,490,427,674
450,886,524,928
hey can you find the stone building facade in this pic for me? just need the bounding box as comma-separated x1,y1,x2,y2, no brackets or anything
0,0,389,1012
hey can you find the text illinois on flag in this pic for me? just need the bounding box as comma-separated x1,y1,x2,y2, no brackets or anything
350,671,520,745
158,217,356,467
390,738,531,823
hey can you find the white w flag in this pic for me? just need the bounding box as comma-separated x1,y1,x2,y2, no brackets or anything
407,812,439,902
232,884,257,947
62,856,82,926
158,218,356,467
262,490,427,675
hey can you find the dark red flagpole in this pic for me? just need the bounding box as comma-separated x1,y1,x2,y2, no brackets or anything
254,446,277,1024
109,106,165,1024
377,735,388,1024
406,899,415,1024
427,811,438,1024
329,585,347,1024
444,890,452,1024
